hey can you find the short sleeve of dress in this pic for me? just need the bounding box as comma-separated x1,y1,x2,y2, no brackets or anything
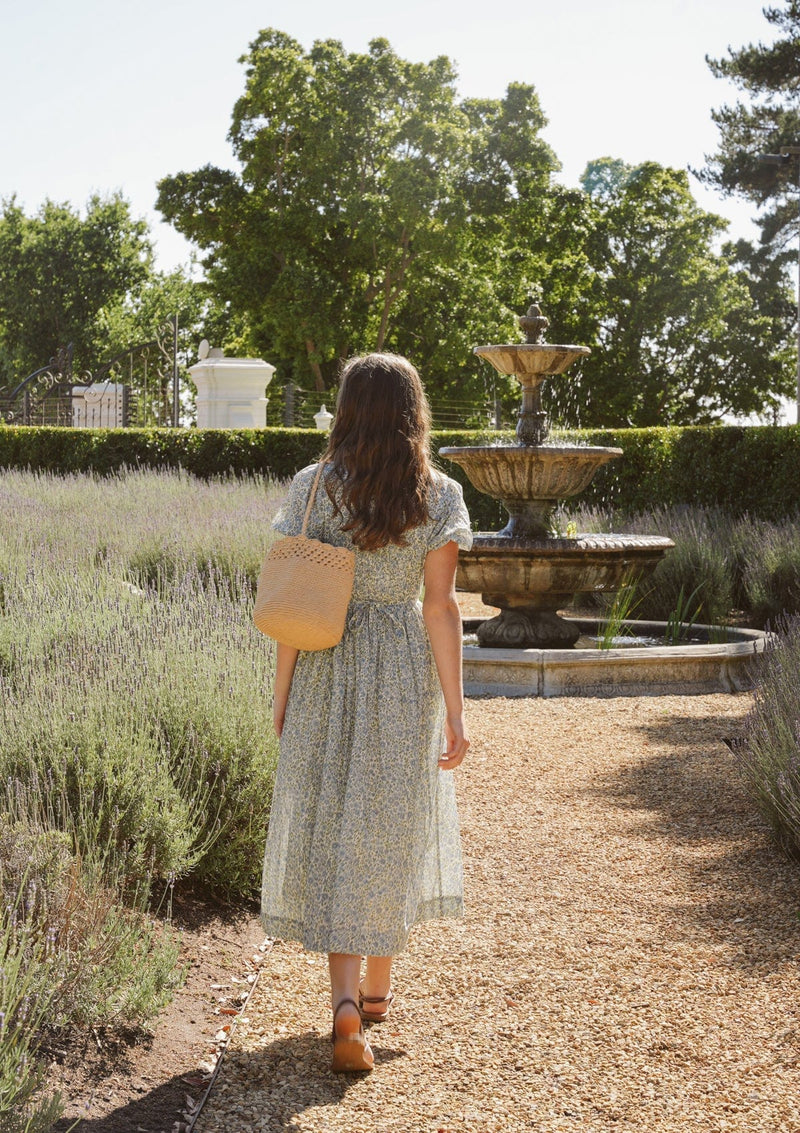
272,464,319,536
427,475,473,553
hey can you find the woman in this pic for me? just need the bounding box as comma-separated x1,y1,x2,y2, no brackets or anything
260,353,472,1073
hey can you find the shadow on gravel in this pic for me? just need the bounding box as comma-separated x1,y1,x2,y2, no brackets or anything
51,1074,201,1133
51,1030,406,1133
596,712,754,844
190,1034,405,1133
589,711,800,972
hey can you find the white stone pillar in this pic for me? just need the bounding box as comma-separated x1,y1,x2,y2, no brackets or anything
71,382,126,428
188,355,275,429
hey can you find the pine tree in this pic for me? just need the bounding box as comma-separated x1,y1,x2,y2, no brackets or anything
701,1,800,246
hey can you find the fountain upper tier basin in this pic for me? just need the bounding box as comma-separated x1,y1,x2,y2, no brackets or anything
474,343,591,388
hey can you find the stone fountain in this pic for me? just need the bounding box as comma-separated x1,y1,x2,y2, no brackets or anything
440,304,674,649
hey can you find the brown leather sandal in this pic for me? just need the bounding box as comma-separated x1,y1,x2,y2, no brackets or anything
358,985,395,1023
331,998,374,1073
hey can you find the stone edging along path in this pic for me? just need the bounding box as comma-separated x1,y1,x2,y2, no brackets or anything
194,694,800,1133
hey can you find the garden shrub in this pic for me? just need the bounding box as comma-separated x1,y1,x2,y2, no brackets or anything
562,424,800,520
739,519,800,625
0,819,182,1030
0,877,65,1133
0,559,278,897
0,468,287,1129
621,506,735,624
563,502,800,623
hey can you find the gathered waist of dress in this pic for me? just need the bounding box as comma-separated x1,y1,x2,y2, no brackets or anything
348,597,421,608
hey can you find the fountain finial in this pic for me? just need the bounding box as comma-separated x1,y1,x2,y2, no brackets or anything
519,302,549,345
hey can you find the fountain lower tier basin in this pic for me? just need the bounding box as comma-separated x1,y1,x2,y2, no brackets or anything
460,619,768,698
458,533,674,606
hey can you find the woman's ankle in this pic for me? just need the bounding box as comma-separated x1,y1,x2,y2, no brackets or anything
332,998,362,1037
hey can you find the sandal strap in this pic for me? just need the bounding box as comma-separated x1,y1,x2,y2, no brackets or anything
360,991,394,1004
333,997,361,1018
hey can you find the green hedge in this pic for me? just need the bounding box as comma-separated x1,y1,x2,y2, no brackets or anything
1,424,799,524
567,425,800,520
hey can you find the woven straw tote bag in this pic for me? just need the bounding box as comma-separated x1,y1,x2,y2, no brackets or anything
253,461,355,650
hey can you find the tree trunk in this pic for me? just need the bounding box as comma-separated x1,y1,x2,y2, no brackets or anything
305,339,326,392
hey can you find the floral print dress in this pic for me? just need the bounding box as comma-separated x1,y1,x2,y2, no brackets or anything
260,464,473,956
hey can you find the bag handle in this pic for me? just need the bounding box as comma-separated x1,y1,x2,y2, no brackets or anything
301,460,328,536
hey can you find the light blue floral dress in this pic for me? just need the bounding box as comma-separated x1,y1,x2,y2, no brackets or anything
260,464,473,956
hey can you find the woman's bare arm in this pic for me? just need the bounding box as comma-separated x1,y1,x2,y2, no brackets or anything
273,642,300,737
422,540,469,770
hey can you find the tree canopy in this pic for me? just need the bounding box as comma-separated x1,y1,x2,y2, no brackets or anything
543,160,795,427
2,29,794,429
156,29,795,426
0,194,208,401
156,30,563,403
0,194,153,383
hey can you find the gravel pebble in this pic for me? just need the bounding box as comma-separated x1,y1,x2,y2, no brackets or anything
195,693,800,1132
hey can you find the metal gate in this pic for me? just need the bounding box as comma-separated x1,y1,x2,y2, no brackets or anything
0,317,180,428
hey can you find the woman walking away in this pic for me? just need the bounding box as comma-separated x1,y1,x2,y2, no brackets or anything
260,353,472,1073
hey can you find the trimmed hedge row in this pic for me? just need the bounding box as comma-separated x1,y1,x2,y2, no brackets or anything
568,425,800,520
1,424,799,523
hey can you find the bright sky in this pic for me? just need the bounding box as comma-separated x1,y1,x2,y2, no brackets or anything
1,0,777,274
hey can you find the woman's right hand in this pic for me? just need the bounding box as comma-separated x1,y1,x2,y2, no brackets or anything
273,697,287,738
439,713,469,770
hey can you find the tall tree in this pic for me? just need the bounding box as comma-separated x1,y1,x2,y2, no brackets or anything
0,194,153,382
543,159,795,427
700,1,800,246
156,31,562,398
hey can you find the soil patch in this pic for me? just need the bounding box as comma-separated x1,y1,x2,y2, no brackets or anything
45,883,266,1133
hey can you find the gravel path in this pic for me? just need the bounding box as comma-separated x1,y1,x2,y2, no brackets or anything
194,694,800,1132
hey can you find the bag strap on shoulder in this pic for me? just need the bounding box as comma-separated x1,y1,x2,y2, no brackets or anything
301,460,328,536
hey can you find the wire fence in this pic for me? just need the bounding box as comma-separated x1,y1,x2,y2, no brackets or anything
279,384,506,431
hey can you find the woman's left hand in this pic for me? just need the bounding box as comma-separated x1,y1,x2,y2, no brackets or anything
439,714,469,770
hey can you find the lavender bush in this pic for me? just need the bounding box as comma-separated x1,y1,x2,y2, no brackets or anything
0,878,65,1133
0,465,284,590
1,472,285,895
733,615,800,858
564,503,800,626
736,516,800,625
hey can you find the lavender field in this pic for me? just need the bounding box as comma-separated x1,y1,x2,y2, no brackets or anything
0,468,286,1131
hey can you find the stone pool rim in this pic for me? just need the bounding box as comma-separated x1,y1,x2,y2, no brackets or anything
461,617,769,699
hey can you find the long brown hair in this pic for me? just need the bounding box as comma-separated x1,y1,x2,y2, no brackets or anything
323,353,433,550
